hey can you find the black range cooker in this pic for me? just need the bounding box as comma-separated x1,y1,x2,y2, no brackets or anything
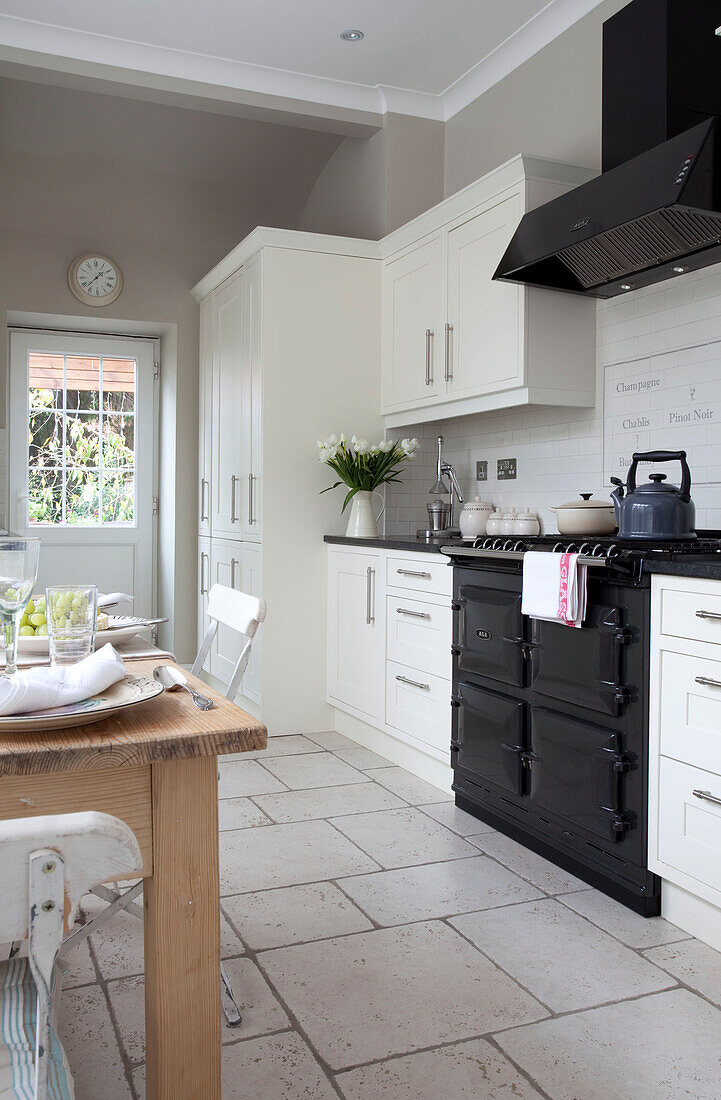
441,533,721,916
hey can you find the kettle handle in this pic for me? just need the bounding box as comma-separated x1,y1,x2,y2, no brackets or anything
628,450,691,502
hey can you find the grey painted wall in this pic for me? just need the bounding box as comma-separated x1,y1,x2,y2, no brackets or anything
0,76,340,658
299,113,445,239
444,0,626,193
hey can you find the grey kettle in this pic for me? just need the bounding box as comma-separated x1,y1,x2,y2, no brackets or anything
610,450,696,541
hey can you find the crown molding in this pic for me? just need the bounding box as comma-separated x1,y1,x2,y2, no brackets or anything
0,0,608,128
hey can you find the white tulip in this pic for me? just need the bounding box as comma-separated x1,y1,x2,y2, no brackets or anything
379,439,394,453
354,439,369,455
369,444,381,455
339,433,346,444
318,447,331,462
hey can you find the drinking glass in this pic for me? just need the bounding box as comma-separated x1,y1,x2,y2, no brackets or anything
0,537,41,676
46,585,98,667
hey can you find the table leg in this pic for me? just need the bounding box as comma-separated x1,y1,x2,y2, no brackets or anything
144,756,221,1100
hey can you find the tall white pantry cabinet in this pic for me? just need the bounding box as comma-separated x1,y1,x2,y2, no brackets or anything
192,228,382,734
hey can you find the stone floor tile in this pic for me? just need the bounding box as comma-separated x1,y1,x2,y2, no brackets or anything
333,746,394,770
339,856,541,925
59,938,97,988
330,807,478,869
644,938,721,1007
223,1032,337,1099
451,899,675,1012
218,796,272,831
219,819,379,893
260,920,547,1070
107,958,289,1063
254,781,404,823
232,734,323,760
218,760,288,798
560,888,689,949
59,985,133,1100
496,988,721,1100
335,1038,544,1099
364,766,452,804
304,731,356,749
83,896,144,980
261,752,367,790
223,882,373,950
420,802,496,836
469,831,588,893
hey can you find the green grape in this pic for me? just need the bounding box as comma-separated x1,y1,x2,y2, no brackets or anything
19,625,35,637
26,599,35,615
19,612,29,628
36,625,48,636
29,613,46,628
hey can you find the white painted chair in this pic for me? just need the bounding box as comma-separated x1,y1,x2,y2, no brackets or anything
73,583,267,1028
0,812,141,1100
191,583,267,703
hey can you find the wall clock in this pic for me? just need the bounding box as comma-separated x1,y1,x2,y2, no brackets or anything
68,253,123,307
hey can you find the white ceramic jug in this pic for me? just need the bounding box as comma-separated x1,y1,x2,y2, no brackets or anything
459,498,494,539
345,490,385,538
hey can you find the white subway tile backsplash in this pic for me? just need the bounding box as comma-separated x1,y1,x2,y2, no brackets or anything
385,262,721,537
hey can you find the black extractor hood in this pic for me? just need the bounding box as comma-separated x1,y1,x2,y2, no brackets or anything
494,0,721,298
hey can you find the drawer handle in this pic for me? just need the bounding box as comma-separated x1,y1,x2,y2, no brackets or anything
696,610,721,621
395,674,430,691
693,789,721,808
695,676,721,689
396,569,431,578
396,607,431,619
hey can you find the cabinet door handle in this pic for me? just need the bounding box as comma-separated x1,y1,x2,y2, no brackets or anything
366,566,375,625
695,676,721,689
693,788,721,807
230,476,239,523
248,473,256,525
396,607,430,619
444,322,453,382
201,478,209,522
395,674,430,690
200,552,209,596
696,610,721,621
396,568,431,579
425,329,433,386
231,557,239,589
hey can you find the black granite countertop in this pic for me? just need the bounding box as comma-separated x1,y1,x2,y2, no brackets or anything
324,534,468,554
643,559,721,580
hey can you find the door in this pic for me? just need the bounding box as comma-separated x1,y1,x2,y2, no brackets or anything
8,330,157,616
198,536,211,661
446,191,524,398
211,271,244,540
454,574,524,687
242,254,262,543
327,548,384,720
198,297,212,537
452,680,525,795
208,538,262,702
381,235,444,411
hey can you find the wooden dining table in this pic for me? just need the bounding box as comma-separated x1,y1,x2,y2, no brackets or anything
0,658,267,1100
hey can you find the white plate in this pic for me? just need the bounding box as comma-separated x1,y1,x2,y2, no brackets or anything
0,673,164,732
4,616,151,656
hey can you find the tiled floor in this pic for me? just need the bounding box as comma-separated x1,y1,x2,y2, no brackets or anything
59,732,721,1099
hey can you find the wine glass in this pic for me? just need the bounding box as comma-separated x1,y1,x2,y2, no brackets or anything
0,537,41,676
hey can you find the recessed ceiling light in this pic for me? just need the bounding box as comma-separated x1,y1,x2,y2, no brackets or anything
620,283,633,291
340,29,364,41
673,265,688,273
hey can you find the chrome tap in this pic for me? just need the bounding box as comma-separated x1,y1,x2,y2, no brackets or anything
428,436,465,531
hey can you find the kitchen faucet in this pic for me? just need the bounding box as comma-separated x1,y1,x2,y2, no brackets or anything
429,435,465,531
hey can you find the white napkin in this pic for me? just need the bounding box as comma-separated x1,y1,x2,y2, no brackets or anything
0,644,125,717
521,552,588,628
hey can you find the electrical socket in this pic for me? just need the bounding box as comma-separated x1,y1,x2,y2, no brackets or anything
497,457,517,481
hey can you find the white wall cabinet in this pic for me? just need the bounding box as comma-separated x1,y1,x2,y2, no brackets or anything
198,300,212,537
193,228,382,730
649,574,721,948
379,156,597,426
327,543,452,764
327,548,385,721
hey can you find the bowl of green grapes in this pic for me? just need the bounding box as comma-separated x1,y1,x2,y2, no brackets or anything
2,594,148,655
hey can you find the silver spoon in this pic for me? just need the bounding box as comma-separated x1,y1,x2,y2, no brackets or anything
153,665,214,710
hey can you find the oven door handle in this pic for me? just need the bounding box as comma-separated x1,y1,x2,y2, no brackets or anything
503,636,540,660
596,744,634,773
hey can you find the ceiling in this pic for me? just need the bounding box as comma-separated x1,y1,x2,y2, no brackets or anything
0,0,607,132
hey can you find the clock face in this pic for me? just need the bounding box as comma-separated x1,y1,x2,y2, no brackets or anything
68,253,123,306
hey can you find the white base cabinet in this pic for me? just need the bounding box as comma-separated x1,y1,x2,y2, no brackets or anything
650,574,721,947
327,543,452,764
